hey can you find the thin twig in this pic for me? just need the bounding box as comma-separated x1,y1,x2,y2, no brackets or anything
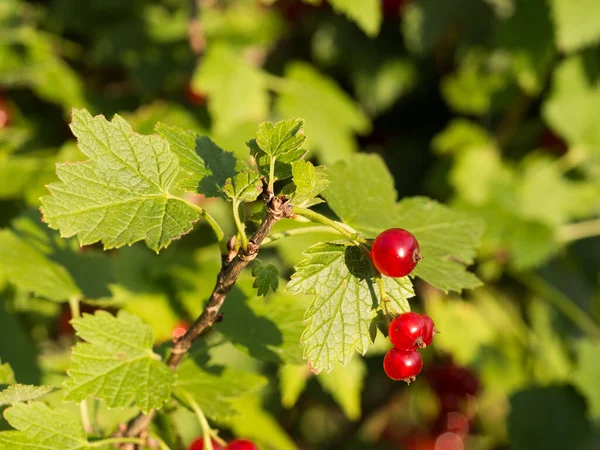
557,218,600,243
122,195,293,444
512,271,600,341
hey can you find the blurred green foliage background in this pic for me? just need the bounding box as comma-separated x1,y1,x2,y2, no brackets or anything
2,0,600,449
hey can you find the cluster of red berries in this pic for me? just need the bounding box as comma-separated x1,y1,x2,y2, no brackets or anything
369,228,434,383
189,437,258,450
383,312,437,383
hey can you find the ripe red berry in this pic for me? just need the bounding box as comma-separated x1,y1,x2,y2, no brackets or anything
370,228,421,278
189,437,224,450
383,347,423,382
420,314,438,347
426,362,480,398
0,97,11,129
389,312,427,349
186,84,208,105
225,439,258,450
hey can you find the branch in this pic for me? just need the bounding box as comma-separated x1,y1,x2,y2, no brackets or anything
121,194,293,443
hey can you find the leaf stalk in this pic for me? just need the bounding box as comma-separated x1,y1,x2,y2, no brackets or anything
292,206,368,244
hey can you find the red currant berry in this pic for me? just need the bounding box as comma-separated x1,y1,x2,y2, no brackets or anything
420,314,438,347
172,321,189,340
388,312,427,349
404,434,437,450
225,439,258,450
370,228,421,278
426,362,480,398
186,84,208,105
0,97,10,129
383,347,423,382
189,437,224,450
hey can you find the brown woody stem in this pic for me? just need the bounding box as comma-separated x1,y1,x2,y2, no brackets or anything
122,195,293,444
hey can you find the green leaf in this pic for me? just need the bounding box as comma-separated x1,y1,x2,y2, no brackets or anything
353,58,417,117
495,0,555,94
550,0,600,52
317,356,366,421
432,119,493,155
441,50,507,115
543,55,600,155
63,311,174,413
192,44,268,134
201,1,284,48
508,386,590,450
251,261,279,296
289,160,328,208
4,211,116,301
428,297,495,365
255,118,306,158
0,385,54,406
528,300,572,384
0,296,40,385
219,280,305,364
323,154,484,292
0,402,90,449
156,124,239,197
228,395,298,450
175,355,267,422
276,62,370,164
155,124,211,191
327,0,381,37
322,153,397,227
383,276,414,315
449,146,508,205
0,229,81,302
223,171,263,204
519,156,598,227
0,360,15,384
572,340,600,420
392,198,485,292
123,101,206,136
288,242,414,373
40,109,199,253
23,31,87,114
279,364,311,408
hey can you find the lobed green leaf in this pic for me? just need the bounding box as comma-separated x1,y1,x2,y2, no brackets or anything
251,261,279,296
0,229,81,302
288,242,413,373
0,385,55,406
40,109,199,252
63,311,174,413
223,171,263,204
0,402,90,449
289,160,328,208
323,154,484,292
254,118,306,158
